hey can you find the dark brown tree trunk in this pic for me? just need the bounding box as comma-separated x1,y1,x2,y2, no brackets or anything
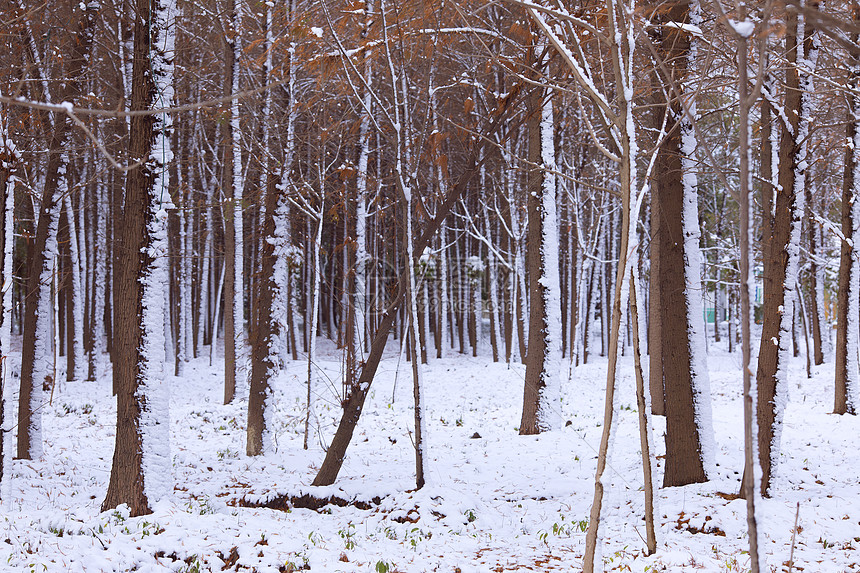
756,6,815,496
222,26,237,405
655,0,707,487
17,4,96,459
648,193,664,416
835,5,860,416
247,180,280,455
103,0,171,516
520,78,552,436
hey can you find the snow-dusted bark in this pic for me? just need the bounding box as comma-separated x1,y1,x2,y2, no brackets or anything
272,0,297,363
92,166,107,369
304,193,324,450
23,193,61,460
757,6,818,495
1,133,19,503
354,4,373,359
678,6,715,472
102,0,174,514
836,21,860,415
533,94,563,430
137,0,175,505
64,195,85,381
231,0,246,384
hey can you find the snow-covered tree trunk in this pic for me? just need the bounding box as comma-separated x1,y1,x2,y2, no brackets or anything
231,0,246,388
651,0,713,487
303,192,324,451
757,5,818,495
519,71,562,435
0,134,19,501
64,195,85,381
90,162,107,378
835,9,860,415
354,2,373,359
16,1,97,460
102,0,174,516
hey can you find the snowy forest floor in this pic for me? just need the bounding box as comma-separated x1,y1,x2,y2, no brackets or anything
1,334,858,572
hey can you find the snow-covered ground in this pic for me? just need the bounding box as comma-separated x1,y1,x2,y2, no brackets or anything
1,336,858,572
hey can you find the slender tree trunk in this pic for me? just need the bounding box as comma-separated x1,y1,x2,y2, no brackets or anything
17,4,97,459
835,4,860,415
64,195,85,381
520,72,562,435
735,9,762,570
648,191,664,415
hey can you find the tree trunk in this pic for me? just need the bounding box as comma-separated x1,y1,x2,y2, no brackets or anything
656,0,711,487
102,0,174,516
648,190,664,415
520,73,562,435
17,3,97,459
756,6,817,496
835,4,860,415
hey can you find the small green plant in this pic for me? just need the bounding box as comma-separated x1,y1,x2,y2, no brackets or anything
464,509,477,523
178,555,201,573
217,448,239,460
185,497,217,515
307,531,323,547
375,560,391,573
404,527,430,549
339,522,356,550
455,417,464,427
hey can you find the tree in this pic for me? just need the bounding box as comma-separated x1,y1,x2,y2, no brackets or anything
835,0,860,416
519,45,562,435
653,0,713,488
16,1,97,460
102,0,174,516
756,3,818,496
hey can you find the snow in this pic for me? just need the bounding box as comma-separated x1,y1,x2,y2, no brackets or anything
0,336,857,571
729,19,755,38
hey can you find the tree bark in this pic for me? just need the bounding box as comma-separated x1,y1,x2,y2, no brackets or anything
655,0,710,487
520,66,562,435
103,0,174,516
756,5,817,496
17,3,96,459
835,3,860,415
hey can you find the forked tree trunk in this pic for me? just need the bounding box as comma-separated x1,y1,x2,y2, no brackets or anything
756,6,817,496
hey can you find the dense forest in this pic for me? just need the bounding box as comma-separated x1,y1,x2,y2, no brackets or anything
0,0,859,571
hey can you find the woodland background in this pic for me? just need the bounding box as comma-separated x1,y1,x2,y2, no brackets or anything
1,0,859,571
